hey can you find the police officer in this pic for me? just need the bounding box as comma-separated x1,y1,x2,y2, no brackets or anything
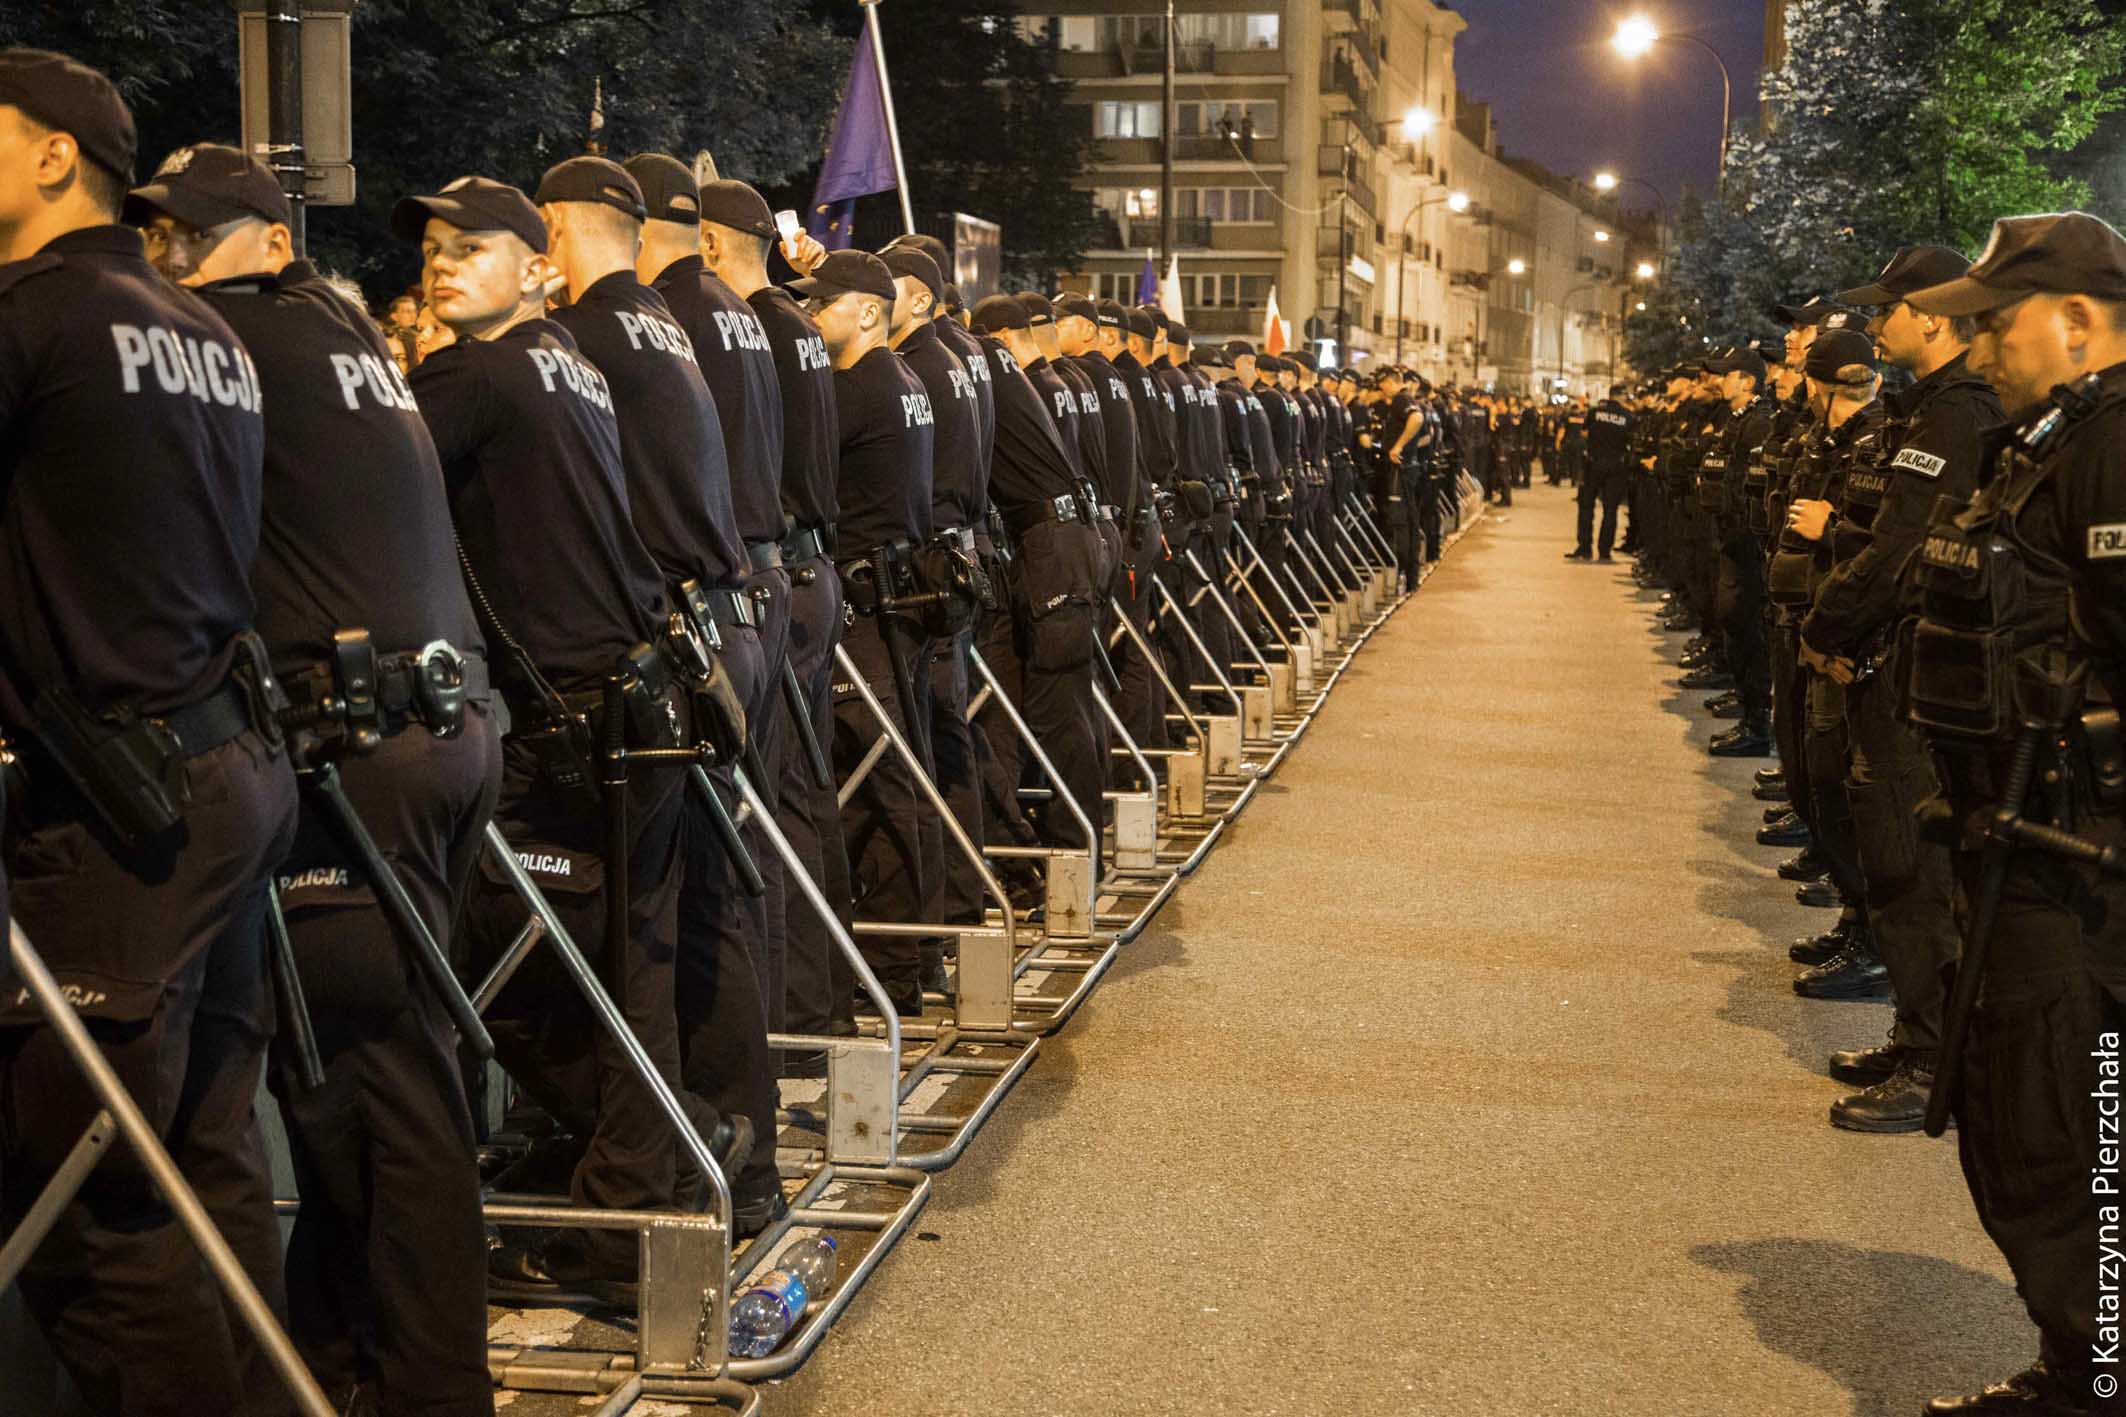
1379,368,1429,591
1778,328,1891,985
706,185,852,1051
626,154,795,1023
130,143,500,1414
1568,384,1635,562
1160,322,1242,680
882,245,984,962
1105,302,1176,753
1799,245,2001,1131
967,295,1107,878
1902,213,2126,1417
1702,347,1776,757
395,175,740,1298
533,157,785,1230
796,250,934,1013
0,51,299,1417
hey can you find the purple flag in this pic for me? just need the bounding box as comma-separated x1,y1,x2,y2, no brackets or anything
1135,251,1157,306
807,37,899,250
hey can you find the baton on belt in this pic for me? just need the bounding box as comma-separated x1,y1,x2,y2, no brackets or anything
783,657,833,790
265,884,325,1091
304,759,496,1061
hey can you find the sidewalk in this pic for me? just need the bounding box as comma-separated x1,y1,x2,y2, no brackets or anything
767,484,2025,1416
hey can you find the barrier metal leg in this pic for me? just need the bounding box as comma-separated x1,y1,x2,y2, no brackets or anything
4,919,337,1417
964,644,1100,939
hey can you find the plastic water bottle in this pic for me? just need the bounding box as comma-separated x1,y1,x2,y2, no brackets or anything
777,1235,838,1299
728,1269,808,1358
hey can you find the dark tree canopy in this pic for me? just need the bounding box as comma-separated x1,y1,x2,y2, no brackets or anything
1,0,851,296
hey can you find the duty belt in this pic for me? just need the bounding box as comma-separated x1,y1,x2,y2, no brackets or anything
1003,492,1079,539
745,538,784,573
706,585,757,632
283,641,489,740
782,523,831,564
163,678,259,758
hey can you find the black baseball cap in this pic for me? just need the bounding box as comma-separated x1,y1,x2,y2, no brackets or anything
125,143,289,230
1054,293,1098,324
1224,339,1257,360
1835,245,1972,306
391,176,547,253
789,248,896,304
1772,294,1845,326
699,178,775,239
1909,212,2126,316
1804,328,1879,384
1167,322,1192,346
1120,305,1155,339
0,48,135,184
1749,336,1786,366
1093,298,1127,331
534,156,646,221
1014,291,1055,326
883,232,951,274
1708,346,1766,382
1816,308,1869,335
620,153,701,225
969,293,1030,334
942,283,964,313
879,245,941,299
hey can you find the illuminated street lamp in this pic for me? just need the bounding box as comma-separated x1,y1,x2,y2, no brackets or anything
1593,229,1611,243
1507,258,1527,276
1611,14,1733,179
1402,105,1437,137
1391,188,1473,361
1612,14,1659,58
1636,261,1657,279
1593,171,1619,193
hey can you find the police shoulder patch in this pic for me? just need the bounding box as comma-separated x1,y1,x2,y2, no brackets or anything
2089,523,2126,560
1892,447,1947,478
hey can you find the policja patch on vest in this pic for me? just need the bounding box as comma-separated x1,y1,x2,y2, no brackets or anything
2089,523,2126,559
1892,447,1947,478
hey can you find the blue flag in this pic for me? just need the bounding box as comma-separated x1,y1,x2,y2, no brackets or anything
1135,251,1157,306
808,37,899,251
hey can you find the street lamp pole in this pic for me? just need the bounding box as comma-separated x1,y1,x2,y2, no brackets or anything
1392,187,1467,364
1614,18,1733,181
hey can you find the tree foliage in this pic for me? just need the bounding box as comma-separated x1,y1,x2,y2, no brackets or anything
1,0,850,295
1624,0,2124,373
796,0,1099,288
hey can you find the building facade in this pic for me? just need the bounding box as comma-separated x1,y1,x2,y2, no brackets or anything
1017,1,1653,394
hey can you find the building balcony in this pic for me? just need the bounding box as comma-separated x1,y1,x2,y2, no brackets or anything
1121,216,1214,249
1171,133,1283,163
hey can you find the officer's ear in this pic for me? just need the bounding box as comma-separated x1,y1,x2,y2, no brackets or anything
2058,293,2105,360
263,222,294,270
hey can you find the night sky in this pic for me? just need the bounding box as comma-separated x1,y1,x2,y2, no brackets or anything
1450,0,1768,211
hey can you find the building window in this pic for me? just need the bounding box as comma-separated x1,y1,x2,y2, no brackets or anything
1174,12,1281,50
1092,272,1141,301
1175,100,1279,138
1185,272,1274,307
1096,101,1163,138
1175,187,1274,223
1095,186,1161,219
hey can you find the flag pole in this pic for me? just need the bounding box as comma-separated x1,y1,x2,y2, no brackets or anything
859,0,917,235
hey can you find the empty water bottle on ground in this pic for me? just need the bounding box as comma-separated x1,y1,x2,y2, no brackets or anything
727,1237,837,1358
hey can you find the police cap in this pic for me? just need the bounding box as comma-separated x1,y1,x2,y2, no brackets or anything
1167,323,1192,346
969,293,1031,334
534,156,647,222
1817,308,1868,335
879,245,942,299
1093,298,1128,330
1014,290,1055,326
620,153,701,225
1835,245,1971,306
1224,339,1257,361
788,248,896,305
1803,328,1879,385
124,143,289,231
1140,305,1171,337
1771,294,1848,327
697,178,775,239
391,176,547,253
0,48,135,185
1749,336,1786,367
1054,293,1099,325
883,231,952,275
942,283,964,313
1907,212,2126,316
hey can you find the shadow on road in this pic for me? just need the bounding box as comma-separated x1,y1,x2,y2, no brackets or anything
1693,1237,2027,1417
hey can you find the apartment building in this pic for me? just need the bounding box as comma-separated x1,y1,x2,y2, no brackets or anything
1017,1,1651,393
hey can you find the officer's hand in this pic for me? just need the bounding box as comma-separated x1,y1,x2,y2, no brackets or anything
1824,656,1857,686
782,232,829,276
1797,642,1827,675
1787,498,1833,542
